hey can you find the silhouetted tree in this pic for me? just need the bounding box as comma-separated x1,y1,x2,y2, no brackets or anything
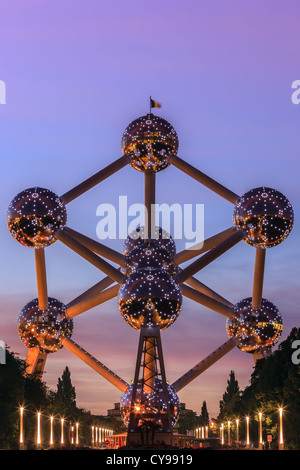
56,366,76,409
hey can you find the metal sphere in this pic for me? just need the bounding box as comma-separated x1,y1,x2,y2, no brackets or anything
17,297,73,353
123,226,176,256
7,187,67,248
233,187,294,248
125,245,176,276
226,297,283,353
120,378,180,428
118,269,182,330
121,114,179,172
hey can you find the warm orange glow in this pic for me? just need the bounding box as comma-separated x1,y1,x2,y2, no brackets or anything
37,412,41,445
60,418,64,445
19,407,24,445
50,416,54,446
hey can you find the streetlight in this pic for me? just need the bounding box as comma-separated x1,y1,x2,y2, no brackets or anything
50,416,54,447
37,412,41,448
76,422,79,446
246,416,250,448
279,408,284,450
227,421,231,446
91,426,95,448
258,412,263,450
19,407,24,450
60,418,64,446
220,423,224,445
236,419,239,445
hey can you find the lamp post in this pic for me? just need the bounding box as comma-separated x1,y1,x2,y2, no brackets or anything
50,416,54,447
220,423,224,445
258,412,263,450
227,421,231,446
246,416,250,448
91,426,95,448
279,408,284,450
37,412,41,448
60,418,64,446
236,419,239,446
76,422,79,446
19,407,24,450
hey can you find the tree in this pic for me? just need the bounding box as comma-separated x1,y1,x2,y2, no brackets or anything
199,400,209,425
219,370,240,420
56,366,76,409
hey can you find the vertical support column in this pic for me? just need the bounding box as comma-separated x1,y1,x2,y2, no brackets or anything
144,171,156,240
127,326,173,447
252,247,266,310
35,248,48,311
25,347,47,378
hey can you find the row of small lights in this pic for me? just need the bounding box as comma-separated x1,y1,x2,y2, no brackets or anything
19,406,113,449
196,407,284,449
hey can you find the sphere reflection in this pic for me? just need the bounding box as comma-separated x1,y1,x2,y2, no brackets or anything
17,297,73,353
123,226,176,256
120,378,180,428
7,187,67,248
118,269,182,330
121,114,179,172
233,187,294,248
226,297,283,353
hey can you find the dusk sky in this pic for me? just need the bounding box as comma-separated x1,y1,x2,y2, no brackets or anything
0,1,300,419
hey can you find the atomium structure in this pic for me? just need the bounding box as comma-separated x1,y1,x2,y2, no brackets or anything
7,106,294,447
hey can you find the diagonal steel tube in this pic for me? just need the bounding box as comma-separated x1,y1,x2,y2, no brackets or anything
62,226,126,267
66,284,119,318
169,155,239,204
61,337,128,392
55,228,126,284
252,247,266,309
60,155,129,204
175,229,245,284
172,337,238,392
184,275,233,309
174,227,237,265
181,284,234,318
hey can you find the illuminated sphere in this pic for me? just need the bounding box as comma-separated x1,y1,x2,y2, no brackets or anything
17,297,73,353
226,297,283,353
233,187,294,248
7,187,67,248
118,269,182,330
120,378,180,427
121,114,179,172
125,244,176,276
123,226,176,256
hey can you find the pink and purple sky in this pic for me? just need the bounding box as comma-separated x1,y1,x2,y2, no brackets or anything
0,0,300,418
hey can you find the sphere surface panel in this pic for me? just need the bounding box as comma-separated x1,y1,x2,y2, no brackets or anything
226,297,283,353
123,226,176,256
7,187,67,248
17,297,73,352
121,114,179,172
233,187,294,248
118,269,182,330
120,378,180,428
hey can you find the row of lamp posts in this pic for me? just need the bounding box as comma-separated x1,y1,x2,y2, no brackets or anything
218,408,284,449
19,406,113,449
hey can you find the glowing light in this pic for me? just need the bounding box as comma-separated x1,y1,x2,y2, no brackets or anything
76,422,79,445
19,407,24,447
60,418,64,445
50,416,54,446
37,412,41,446
246,416,250,447
279,407,284,449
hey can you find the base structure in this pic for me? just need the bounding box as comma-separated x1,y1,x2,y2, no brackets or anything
126,326,174,448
